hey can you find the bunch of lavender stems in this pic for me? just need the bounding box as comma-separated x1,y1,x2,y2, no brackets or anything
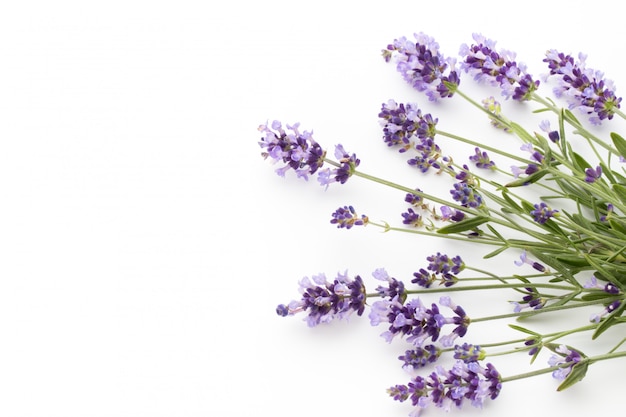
259,32,626,415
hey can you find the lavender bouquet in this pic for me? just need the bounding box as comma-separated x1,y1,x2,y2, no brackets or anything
258,32,626,415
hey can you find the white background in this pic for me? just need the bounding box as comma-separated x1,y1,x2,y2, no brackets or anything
1,1,625,416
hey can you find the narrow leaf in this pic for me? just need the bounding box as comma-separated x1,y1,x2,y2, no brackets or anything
436,216,489,234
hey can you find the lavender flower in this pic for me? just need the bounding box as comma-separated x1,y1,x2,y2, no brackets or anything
584,166,602,183
450,182,484,208
399,345,442,372
402,207,423,227
372,268,407,302
459,33,539,101
544,50,622,124
383,32,460,101
547,345,583,381
258,121,325,179
388,360,502,414
378,100,438,151
530,202,558,224
405,188,424,206
539,120,560,142
330,205,368,229
454,343,486,363
469,147,496,170
427,253,465,276
511,287,546,312
276,272,366,327
370,296,470,348
514,250,546,272
318,144,360,188
440,206,465,222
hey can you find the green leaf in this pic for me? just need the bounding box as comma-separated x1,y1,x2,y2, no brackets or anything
611,132,626,158
437,216,489,234
592,301,626,339
569,151,592,171
483,246,508,259
508,324,539,336
557,361,589,391
509,122,536,143
505,170,548,187
501,190,522,211
609,219,626,236
612,184,626,205
554,254,589,268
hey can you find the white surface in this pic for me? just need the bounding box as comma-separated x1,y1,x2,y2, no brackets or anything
1,1,624,416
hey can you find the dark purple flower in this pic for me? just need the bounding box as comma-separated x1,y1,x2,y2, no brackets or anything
402,207,423,227
469,147,496,170
544,50,621,124
317,144,360,188
383,33,460,101
450,182,483,208
277,272,367,327
405,188,424,206
511,286,546,312
258,121,325,179
330,205,368,229
584,166,602,183
427,253,465,276
399,345,442,371
372,268,407,302
514,250,546,272
530,202,558,224
539,120,560,142
370,296,469,348
378,100,438,150
388,360,502,413
459,33,539,101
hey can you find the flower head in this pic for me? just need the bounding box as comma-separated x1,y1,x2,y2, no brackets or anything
530,202,558,224
330,205,368,229
372,268,407,302
276,272,367,327
450,182,483,208
318,144,360,188
371,296,470,348
378,100,438,151
383,33,460,101
258,121,325,179
547,345,583,381
459,33,539,101
399,345,442,372
469,147,496,170
544,50,622,124
388,360,502,414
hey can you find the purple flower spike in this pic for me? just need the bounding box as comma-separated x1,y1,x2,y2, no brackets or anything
399,345,442,372
450,182,484,208
330,205,368,229
258,121,325,180
276,272,367,327
469,147,496,170
544,50,622,124
530,202,558,224
383,33,460,100
459,33,539,101
388,360,502,414
317,144,360,188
